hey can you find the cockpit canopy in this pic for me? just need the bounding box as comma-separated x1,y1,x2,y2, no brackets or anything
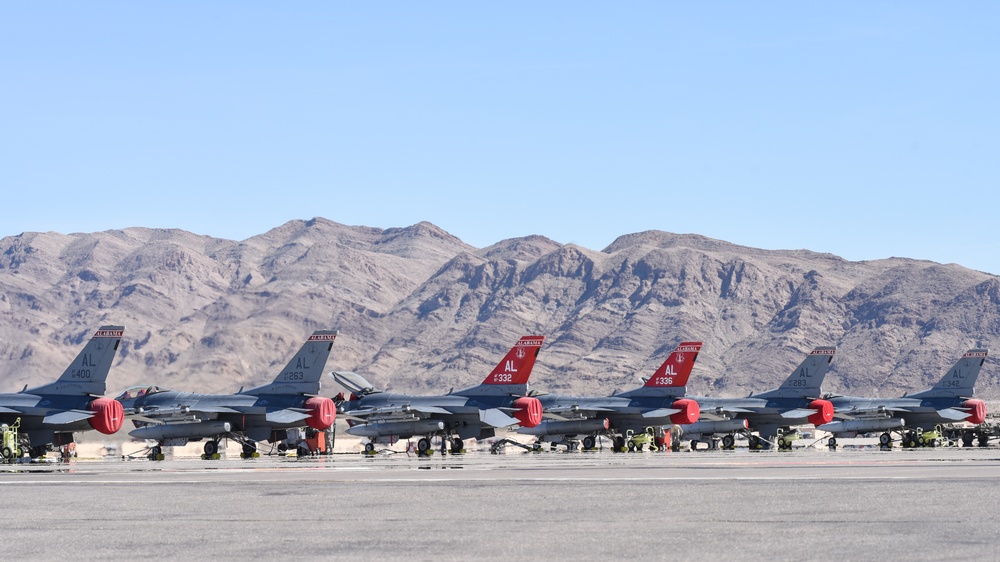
115,385,168,401
330,371,378,396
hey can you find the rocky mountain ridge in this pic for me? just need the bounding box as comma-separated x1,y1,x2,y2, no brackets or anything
2,218,998,401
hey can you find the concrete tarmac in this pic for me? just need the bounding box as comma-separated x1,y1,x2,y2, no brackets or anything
2,448,999,560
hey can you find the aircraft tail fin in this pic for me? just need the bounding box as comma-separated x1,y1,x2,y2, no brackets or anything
26,325,125,396
453,336,544,397
241,330,338,396
766,346,836,396
642,341,703,389
911,348,988,398
480,336,544,386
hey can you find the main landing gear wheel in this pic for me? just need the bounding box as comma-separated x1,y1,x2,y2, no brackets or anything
417,437,432,456
978,433,990,448
878,433,892,447
297,444,311,458
582,436,596,451
827,437,838,449
202,440,220,460
449,438,464,454
613,436,626,453
150,445,164,461
962,430,975,447
721,435,735,450
364,442,376,455
748,435,763,450
241,443,258,459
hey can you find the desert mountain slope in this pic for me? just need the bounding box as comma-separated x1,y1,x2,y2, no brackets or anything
1,219,998,401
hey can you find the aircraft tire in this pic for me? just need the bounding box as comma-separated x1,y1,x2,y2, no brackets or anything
204,441,219,457
721,435,735,449
613,436,626,452
582,436,596,450
364,442,376,454
879,433,892,446
297,444,310,457
417,437,431,453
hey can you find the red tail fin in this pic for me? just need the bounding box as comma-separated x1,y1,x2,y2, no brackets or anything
481,336,544,385
643,341,702,388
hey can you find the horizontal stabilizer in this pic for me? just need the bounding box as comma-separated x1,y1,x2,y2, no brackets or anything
42,409,95,425
642,407,680,419
780,408,815,419
265,409,313,424
935,408,970,421
480,408,519,428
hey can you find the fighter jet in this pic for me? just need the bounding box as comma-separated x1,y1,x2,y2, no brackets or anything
517,341,703,452
686,346,837,450
117,330,338,460
0,325,125,460
331,335,544,456
818,348,988,448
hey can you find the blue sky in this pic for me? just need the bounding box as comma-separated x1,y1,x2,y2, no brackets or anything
3,4,999,273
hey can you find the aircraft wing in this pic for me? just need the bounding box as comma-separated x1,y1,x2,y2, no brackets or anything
642,407,680,419
699,406,756,421
42,409,95,425
265,409,312,424
542,405,615,420
0,406,23,414
343,404,452,420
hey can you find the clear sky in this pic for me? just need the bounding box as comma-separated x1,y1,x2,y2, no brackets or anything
3,4,998,273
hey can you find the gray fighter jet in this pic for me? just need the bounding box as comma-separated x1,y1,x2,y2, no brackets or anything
331,335,544,456
0,325,125,460
685,346,838,450
818,348,988,448
117,330,338,460
517,341,703,452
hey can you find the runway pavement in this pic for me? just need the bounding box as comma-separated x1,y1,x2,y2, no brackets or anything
2,447,999,560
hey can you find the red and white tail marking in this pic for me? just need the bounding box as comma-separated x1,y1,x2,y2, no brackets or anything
482,336,544,385
643,341,703,388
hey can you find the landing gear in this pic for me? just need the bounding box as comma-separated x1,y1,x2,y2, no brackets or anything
363,442,376,455
416,437,432,456
582,436,596,451
827,437,838,450
748,435,765,450
902,431,918,449
149,445,164,461
879,432,892,449
240,443,259,459
297,444,311,458
612,436,626,452
962,430,975,447
978,433,990,448
721,434,736,450
449,438,464,454
202,440,220,459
